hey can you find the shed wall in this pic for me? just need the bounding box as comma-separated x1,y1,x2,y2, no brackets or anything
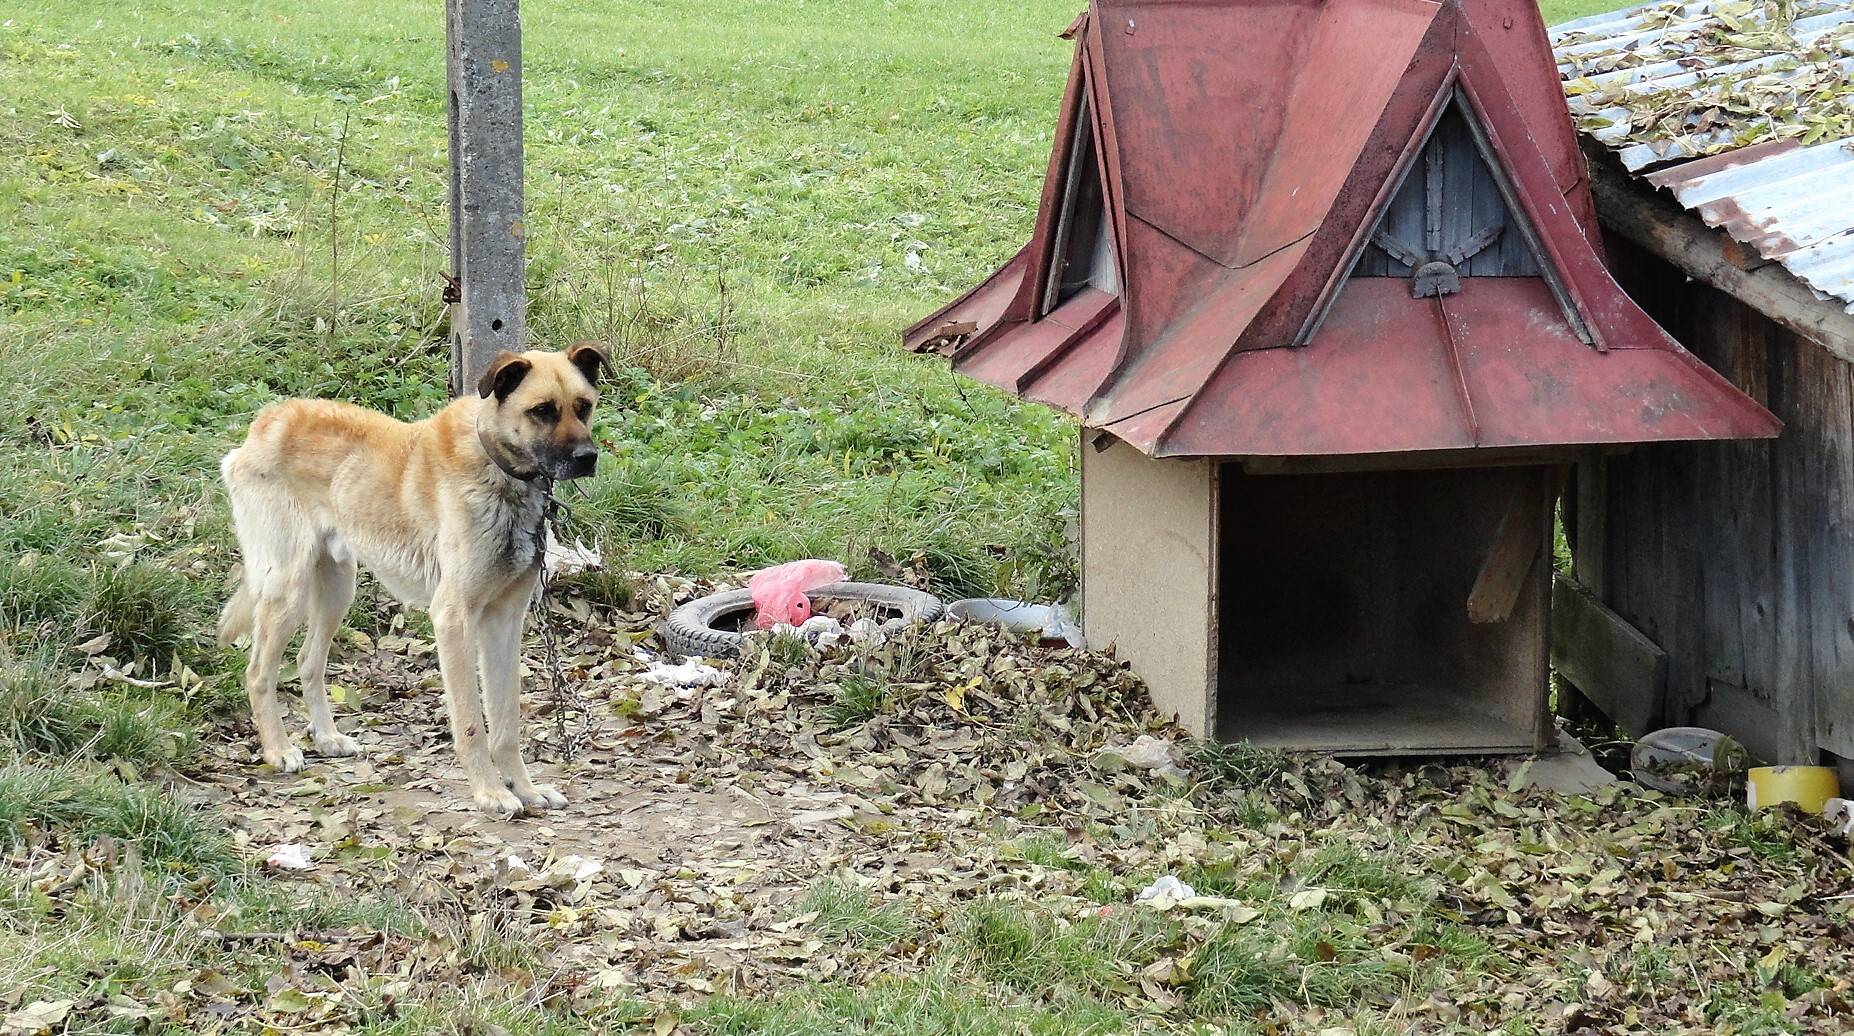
1080,435,1217,736
1576,231,1854,764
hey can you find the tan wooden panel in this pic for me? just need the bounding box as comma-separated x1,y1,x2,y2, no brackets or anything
1080,434,1216,736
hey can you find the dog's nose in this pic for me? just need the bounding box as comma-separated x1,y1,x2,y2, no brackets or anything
568,445,599,477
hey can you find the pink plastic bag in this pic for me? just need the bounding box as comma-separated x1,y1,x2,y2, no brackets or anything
748,559,847,630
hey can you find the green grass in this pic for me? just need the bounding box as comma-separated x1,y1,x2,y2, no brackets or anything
0,0,1651,1029
691,965,1133,1036
1186,740,1291,789
0,651,193,766
0,554,86,632
2,0,1616,652
1543,0,1626,23
819,671,889,727
1703,805,1802,864
801,881,918,950
0,761,232,872
790,863,1498,1029
1,0,1085,642
0,847,630,1035
81,562,205,662
954,897,1182,999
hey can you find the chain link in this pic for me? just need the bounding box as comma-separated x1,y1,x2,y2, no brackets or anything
528,482,595,762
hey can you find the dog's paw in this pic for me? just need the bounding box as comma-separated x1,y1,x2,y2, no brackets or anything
516,783,568,811
263,746,306,773
472,785,525,816
312,732,362,758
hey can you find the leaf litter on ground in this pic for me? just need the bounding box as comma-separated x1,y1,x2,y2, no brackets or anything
9,572,1854,1032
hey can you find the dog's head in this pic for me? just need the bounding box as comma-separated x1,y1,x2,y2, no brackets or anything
476,342,610,481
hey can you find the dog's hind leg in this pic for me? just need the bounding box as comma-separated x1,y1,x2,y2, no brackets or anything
223,451,312,772
432,583,523,815
299,550,361,758
247,591,307,772
479,585,566,812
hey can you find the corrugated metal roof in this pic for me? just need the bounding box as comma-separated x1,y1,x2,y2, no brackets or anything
1550,0,1854,312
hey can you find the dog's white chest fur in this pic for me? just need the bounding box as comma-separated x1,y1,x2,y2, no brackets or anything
332,479,546,608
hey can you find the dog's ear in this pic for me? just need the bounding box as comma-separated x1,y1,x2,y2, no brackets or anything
477,350,533,401
566,341,611,387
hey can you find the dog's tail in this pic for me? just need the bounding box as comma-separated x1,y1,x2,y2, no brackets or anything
217,582,255,647
217,446,254,647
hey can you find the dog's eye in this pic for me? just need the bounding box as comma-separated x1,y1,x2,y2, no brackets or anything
575,400,592,420
529,402,557,421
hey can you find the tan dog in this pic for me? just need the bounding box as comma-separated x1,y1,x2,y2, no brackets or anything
217,344,607,815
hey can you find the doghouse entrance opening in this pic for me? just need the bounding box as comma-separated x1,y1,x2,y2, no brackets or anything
1215,464,1549,754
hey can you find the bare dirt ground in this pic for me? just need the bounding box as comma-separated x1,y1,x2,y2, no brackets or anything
179,576,1145,1001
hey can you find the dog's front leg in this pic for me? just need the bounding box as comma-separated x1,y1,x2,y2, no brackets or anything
480,589,567,811
431,585,523,815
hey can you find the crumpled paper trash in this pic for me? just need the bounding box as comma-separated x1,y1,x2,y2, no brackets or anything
1133,875,1260,918
497,853,604,903
1122,734,1179,769
769,614,886,650
637,658,727,688
543,533,602,577
1136,874,1197,908
1096,734,1191,783
265,843,315,871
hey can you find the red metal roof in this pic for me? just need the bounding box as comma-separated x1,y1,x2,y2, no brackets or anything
905,0,1779,459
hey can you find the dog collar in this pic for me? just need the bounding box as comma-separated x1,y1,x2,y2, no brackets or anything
475,414,546,483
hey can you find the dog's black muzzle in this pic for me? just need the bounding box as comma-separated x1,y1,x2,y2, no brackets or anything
554,445,599,481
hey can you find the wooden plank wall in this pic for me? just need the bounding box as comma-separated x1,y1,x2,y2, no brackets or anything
1589,232,1854,764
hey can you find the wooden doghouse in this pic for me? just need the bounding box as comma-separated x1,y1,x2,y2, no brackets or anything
906,0,1779,753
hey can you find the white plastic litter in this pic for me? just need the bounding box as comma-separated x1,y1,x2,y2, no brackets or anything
1825,797,1854,836
768,614,883,649
637,658,727,687
1097,735,1190,783
848,618,883,643
799,615,844,648
1121,734,1179,770
1135,875,1197,908
543,532,602,576
946,598,1086,647
265,844,315,871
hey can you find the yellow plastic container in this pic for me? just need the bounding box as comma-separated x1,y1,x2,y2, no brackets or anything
1746,766,1840,813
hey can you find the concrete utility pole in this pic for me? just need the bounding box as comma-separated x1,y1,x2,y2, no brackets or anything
444,0,526,396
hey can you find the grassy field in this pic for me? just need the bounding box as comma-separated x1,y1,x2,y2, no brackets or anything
0,0,1731,1032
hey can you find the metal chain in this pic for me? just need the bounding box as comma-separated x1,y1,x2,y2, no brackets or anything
528,483,594,762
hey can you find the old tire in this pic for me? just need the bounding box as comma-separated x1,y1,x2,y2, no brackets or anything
661,582,944,660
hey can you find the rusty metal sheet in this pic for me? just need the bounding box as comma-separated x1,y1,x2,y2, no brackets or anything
1229,2,1461,354
1087,0,1318,270
1161,279,1479,457
902,247,1025,356
906,0,1781,461
1023,308,1125,410
1551,0,1854,312
958,289,1116,392
1646,138,1854,305
1158,278,1778,457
